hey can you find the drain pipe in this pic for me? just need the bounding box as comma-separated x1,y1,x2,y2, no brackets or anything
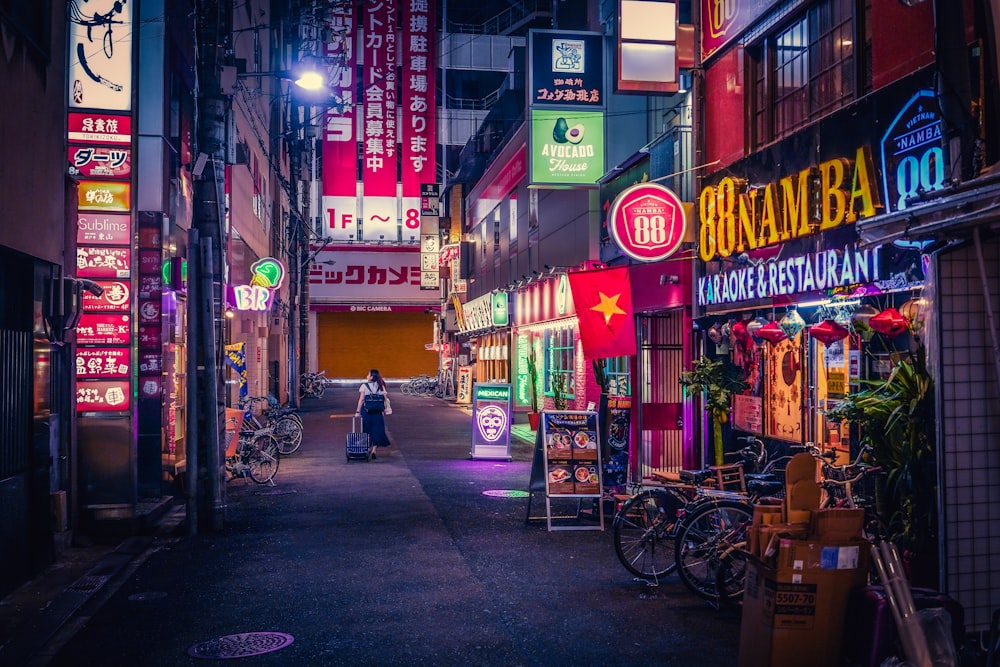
973,227,1000,403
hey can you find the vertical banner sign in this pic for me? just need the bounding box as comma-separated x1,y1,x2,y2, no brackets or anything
68,0,134,112
456,365,474,404
401,0,437,242
363,0,398,241
471,383,513,460
323,1,359,241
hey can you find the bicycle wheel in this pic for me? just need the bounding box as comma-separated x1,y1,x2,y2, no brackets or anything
612,489,684,581
674,499,753,602
714,546,751,607
248,433,280,484
313,381,326,398
272,416,303,455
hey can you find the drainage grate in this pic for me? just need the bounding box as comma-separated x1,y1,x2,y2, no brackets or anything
482,489,530,498
66,575,109,593
188,632,294,659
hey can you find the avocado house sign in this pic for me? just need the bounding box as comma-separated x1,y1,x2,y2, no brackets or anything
530,109,605,186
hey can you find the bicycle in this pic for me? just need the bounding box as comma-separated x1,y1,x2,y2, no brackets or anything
224,417,280,484
299,370,328,399
611,436,784,586
239,396,304,455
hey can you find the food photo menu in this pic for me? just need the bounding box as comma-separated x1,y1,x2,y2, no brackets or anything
542,412,601,496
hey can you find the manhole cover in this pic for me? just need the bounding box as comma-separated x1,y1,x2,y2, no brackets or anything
188,632,294,659
67,575,109,593
128,591,168,601
482,489,529,498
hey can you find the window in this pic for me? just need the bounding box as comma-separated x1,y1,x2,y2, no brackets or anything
2,1,51,62
602,357,631,397
749,0,870,147
544,327,575,399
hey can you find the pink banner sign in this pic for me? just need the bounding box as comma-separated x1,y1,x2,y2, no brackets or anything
77,380,131,412
69,145,131,178
81,280,131,311
77,313,131,345
77,213,131,245
362,0,397,197
77,245,131,278
68,112,132,144
76,347,130,379
138,351,162,376
401,0,437,197
323,0,357,199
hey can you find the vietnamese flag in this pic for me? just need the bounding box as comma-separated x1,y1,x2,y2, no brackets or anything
568,267,637,359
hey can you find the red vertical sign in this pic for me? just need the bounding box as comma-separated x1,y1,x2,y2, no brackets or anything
363,0,397,197
401,0,437,197
322,1,359,241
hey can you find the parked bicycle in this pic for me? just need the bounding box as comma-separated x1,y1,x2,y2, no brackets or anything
612,436,785,587
224,416,280,484
399,374,440,397
300,370,328,399
240,395,304,455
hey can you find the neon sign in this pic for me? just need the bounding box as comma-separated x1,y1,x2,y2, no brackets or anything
697,243,881,306
880,89,946,213
233,258,286,312
697,147,881,262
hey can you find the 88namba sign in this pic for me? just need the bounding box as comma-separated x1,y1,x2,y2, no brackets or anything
608,183,687,262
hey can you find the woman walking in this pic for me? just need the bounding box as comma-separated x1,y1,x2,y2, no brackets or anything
355,369,392,458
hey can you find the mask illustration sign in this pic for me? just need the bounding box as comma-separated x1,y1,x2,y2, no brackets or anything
471,384,512,460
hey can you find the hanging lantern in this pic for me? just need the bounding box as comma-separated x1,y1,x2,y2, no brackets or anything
707,323,724,344
809,319,850,345
899,298,925,327
746,316,768,343
731,319,751,348
779,308,806,339
869,307,909,338
757,320,788,344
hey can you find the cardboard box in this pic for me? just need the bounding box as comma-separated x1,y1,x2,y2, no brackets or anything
738,540,870,667
811,508,864,541
749,504,783,558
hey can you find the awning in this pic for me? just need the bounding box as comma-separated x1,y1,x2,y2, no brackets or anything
857,170,1000,247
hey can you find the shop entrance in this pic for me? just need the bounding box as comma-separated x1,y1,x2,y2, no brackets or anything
636,312,686,478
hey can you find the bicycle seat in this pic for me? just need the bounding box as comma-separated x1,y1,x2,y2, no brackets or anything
678,469,715,486
746,476,784,498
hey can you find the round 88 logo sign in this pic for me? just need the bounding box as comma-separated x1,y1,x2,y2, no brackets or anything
608,183,687,262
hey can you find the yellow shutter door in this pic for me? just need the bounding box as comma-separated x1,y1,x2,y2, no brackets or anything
316,311,438,379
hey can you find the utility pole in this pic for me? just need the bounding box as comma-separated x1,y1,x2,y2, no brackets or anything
191,0,229,532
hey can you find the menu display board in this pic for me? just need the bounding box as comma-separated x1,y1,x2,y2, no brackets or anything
527,411,605,531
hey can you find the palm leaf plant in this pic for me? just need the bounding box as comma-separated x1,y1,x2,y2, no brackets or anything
680,356,749,466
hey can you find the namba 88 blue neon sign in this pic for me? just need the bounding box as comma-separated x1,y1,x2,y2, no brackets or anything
880,89,946,214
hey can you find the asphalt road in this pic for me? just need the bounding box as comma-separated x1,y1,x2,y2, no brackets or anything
45,387,740,666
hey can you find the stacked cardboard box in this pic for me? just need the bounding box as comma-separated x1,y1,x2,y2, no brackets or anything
738,453,871,667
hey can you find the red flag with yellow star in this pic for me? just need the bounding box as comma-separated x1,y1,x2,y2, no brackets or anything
568,266,637,359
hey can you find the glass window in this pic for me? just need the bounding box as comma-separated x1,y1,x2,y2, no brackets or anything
749,0,868,146
603,357,631,397
544,327,575,399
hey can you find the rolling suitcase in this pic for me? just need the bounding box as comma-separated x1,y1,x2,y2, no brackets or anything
346,416,373,461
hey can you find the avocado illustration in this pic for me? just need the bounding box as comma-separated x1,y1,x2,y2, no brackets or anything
552,117,569,143
566,124,585,144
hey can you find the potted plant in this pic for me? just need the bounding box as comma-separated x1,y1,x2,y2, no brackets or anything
825,346,937,582
680,356,749,466
551,371,568,410
526,345,541,430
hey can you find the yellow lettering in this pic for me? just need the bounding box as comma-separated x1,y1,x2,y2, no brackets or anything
780,168,812,238
716,178,736,258
698,185,718,262
758,184,779,246
819,158,849,230
847,146,879,222
737,187,757,254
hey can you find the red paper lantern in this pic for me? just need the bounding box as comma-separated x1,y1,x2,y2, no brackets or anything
868,307,909,338
809,319,850,345
757,320,788,344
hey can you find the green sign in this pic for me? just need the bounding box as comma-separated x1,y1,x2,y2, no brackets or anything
515,335,530,406
530,109,605,186
491,292,509,326
475,385,511,401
